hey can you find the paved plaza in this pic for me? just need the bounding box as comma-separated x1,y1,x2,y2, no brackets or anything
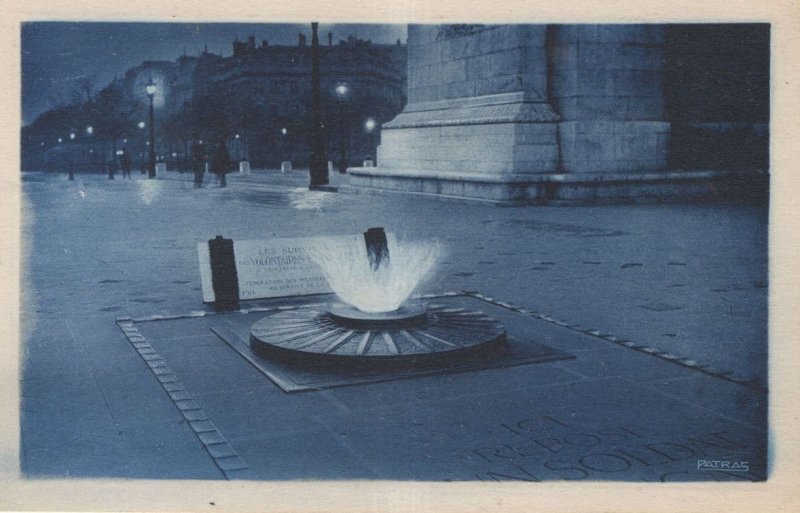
19,169,768,481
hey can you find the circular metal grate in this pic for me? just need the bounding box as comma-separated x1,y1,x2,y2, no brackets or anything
250,301,507,363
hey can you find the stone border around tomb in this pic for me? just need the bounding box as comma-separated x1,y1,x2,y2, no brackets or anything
118,288,761,393
464,291,765,392
112,290,764,478
115,319,251,480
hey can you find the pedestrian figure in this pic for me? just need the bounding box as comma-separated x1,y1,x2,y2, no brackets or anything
211,137,233,188
68,163,74,181
191,139,205,188
107,158,117,180
119,149,132,179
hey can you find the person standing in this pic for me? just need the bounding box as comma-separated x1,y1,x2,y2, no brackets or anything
107,157,117,180
191,138,205,188
119,148,132,179
211,137,233,188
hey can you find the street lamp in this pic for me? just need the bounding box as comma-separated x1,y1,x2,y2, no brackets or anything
68,132,76,180
308,22,329,188
335,83,349,173
281,127,288,162
137,122,146,173
146,78,157,179
85,125,94,171
364,117,376,164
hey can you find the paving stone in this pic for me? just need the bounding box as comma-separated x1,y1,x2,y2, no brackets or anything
175,399,201,411
198,430,226,445
168,390,192,401
190,420,218,433
157,373,180,383
181,409,209,422
206,443,237,459
215,456,249,471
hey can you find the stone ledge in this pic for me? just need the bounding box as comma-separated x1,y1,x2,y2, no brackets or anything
346,167,768,205
348,166,757,184
384,92,559,129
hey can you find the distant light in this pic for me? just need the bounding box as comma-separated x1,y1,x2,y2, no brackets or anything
365,118,376,132
335,83,348,97
172,152,177,157
198,140,203,145
58,138,63,143
146,79,157,97
146,141,150,146
116,150,123,156
89,149,93,153
86,125,93,135
281,127,287,135
123,138,128,143
40,141,44,146
69,133,76,140
138,121,146,129
235,134,240,139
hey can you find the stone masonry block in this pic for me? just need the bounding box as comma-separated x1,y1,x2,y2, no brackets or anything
489,48,523,73
557,25,665,45
474,75,521,96
578,43,664,71
577,96,630,119
442,60,467,83
552,70,578,97
624,98,665,120
520,25,548,46
512,144,558,163
513,159,559,173
464,54,494,80
445,81,472,99
551,43,578,72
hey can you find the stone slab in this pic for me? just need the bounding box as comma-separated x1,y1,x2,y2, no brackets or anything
313,376,765,481
197,233,398,303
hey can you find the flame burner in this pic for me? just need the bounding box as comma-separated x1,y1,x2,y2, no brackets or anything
249,301,508,366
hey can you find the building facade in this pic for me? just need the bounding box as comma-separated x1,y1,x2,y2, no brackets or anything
22,32,407,172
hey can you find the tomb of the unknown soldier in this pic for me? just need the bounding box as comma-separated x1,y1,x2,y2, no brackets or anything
17,21,770,502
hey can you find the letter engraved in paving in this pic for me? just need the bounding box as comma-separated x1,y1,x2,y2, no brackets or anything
456,417,761,481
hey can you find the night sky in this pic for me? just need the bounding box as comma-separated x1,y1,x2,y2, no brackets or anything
21,22,408,126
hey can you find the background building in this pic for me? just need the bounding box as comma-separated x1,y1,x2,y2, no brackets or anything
21,31,407,171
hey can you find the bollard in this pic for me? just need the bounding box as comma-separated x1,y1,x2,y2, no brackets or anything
208,235,240,311
363,227,390,272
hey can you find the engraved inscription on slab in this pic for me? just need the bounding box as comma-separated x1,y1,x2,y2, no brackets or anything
198,233,397,302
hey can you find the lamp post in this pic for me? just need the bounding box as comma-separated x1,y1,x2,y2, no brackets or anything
281,127,288,161
85,125,94,173
335,83,349,173
146,79,157,178
137,121,146,174
364,117,376,164
308,21,329,188
68,132,76,180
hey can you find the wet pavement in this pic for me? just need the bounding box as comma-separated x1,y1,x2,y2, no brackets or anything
19,169,768,482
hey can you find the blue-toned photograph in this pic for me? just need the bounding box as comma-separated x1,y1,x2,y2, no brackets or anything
20,22,768,482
